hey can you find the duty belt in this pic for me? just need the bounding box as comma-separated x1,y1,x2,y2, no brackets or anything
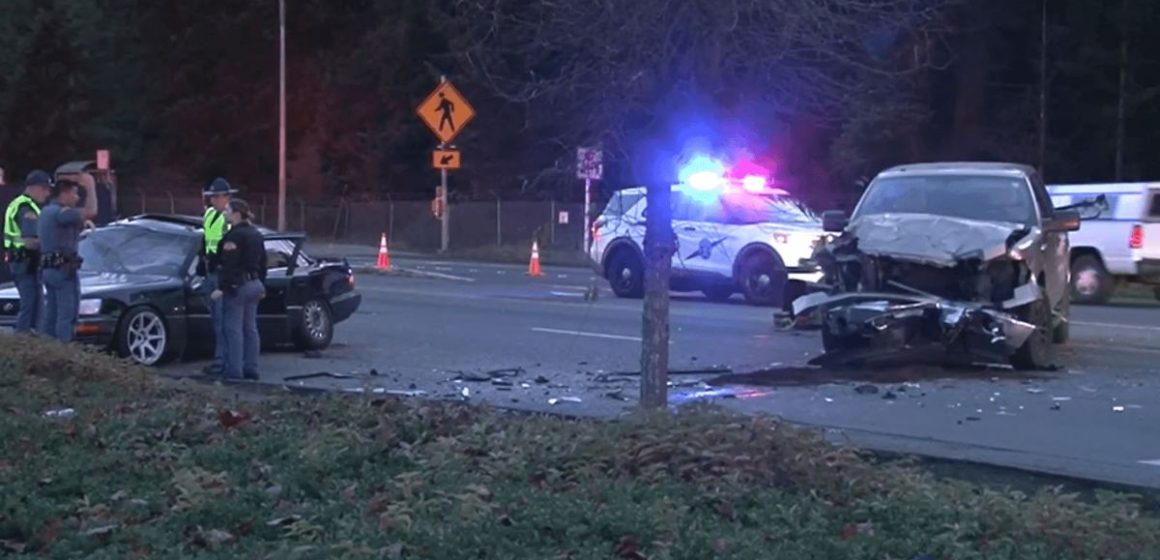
41,252,82,268
4,248,36,262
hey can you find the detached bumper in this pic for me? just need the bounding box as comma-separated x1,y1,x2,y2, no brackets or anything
793,285,1041,367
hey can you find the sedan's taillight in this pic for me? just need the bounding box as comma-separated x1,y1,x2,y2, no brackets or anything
1130,224,1144,249
348,272,355,289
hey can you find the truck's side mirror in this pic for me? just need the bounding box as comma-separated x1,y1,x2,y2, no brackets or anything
821,210,848,233
1047,210,1081,232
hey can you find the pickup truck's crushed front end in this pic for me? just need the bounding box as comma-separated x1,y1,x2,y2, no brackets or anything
794,213,1046,367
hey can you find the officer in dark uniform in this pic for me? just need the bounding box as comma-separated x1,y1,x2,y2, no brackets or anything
211,199,266,380
38,174,98,342
3,171,53,333
201,177,237,375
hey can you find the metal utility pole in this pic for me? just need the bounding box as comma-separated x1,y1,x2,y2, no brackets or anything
640,183,674,408
583,177,591,252
277,0,287,230
1037,0,1048,176
439,75,451,252
1115,0,1130,181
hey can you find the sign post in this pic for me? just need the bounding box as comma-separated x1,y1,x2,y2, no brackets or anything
576,147,603,253
417,76,476,252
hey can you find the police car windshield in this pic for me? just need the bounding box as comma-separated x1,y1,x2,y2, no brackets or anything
79,226,197,276
853,174,1037,225
718,194,818,225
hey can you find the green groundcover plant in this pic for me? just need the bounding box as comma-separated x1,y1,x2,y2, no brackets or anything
0,334,1156,559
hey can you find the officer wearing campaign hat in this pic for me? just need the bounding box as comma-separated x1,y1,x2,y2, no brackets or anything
201,177,238,375
3,170,53,333
38,172,98,342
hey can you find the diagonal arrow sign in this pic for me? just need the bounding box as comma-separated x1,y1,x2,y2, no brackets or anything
441,154,454,164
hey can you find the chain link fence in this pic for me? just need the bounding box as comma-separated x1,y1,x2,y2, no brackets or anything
116,191,590,253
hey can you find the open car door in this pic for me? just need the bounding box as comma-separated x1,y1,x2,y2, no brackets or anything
259,234,309,339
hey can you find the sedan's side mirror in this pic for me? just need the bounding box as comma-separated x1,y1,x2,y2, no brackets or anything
1047,209,1081,232
821,210,848,233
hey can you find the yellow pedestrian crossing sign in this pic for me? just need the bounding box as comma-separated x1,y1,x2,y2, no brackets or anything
417,80,475,144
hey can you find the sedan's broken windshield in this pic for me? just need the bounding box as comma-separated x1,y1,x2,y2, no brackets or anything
854,175,1037,225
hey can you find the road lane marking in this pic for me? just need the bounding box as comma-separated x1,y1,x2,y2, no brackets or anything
531,327,641,342
1072,321,1160,332
1138,459,1160,466
549,291,584,297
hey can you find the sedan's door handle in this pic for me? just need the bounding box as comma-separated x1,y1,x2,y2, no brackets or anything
682,226,697,232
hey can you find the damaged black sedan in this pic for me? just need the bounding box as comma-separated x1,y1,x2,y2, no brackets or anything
796,162,1103,370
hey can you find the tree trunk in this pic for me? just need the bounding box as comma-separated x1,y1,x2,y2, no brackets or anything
640,183,674,408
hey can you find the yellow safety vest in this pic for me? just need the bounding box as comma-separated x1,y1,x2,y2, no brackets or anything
203,207,228,254
3,194,40,250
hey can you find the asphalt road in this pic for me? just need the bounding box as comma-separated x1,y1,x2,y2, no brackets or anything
166,254,1160,490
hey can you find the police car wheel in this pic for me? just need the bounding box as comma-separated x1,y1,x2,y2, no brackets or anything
740,253,782,306
606,250,644,299
116,306,170,366
295,298,334,350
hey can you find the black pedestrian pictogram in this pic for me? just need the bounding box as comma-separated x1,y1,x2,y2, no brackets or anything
437,93,456,132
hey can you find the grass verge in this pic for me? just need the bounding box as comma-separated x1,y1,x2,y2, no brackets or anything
2,334,1158,559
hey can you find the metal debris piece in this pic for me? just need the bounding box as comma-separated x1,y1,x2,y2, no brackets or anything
1112,405,1125,412
602,366,733,376
548,396,582,405
454,371,493,382
284,371,355,382
604,390,632,402
485,367,525,377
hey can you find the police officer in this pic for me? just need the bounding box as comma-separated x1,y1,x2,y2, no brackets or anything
211,199,266,380
201,177,237,375
3,171,53,333
38,174,98,342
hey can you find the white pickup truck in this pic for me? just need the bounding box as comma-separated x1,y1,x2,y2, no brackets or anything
1047,182,1160,304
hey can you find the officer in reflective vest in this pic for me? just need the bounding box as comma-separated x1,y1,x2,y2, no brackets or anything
201,177,238,375
3,170,53,333
38,174,98,342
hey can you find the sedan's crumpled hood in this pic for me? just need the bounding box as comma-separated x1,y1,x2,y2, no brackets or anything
845,213,1034,267
0,272,180,300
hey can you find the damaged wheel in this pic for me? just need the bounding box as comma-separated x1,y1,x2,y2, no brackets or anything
1010,297,1053,370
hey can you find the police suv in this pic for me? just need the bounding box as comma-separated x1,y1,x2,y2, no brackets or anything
588,173,826,307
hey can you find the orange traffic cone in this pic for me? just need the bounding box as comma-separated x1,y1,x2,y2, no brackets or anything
376,233,391,270
527,240,543,277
